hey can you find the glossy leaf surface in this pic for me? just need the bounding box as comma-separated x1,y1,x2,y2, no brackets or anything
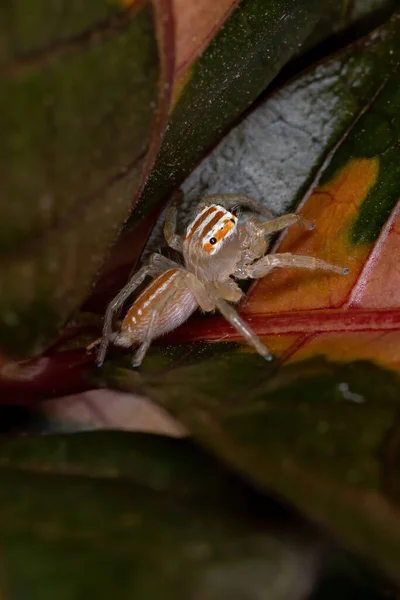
0,431,324,600
138,0,333,215
138,0,399,217
100,13,400,581
0,0,173,356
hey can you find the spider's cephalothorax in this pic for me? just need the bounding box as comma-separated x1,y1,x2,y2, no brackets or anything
184,203,238,255
90,192,349,367
183,203,241,281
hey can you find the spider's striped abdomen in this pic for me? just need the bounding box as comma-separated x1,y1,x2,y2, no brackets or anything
185,204,237,255
118,268,198,346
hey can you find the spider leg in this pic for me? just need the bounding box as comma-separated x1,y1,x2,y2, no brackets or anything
243,252,349,279
213,280,243,303
185,275,242,311
184,272,215,311
232,214,328,278
164,190,184,253
131,309,158,368
258,213,314,236
216,298,272,360
149,254,179,271
95,253,171,367
199,194,273,219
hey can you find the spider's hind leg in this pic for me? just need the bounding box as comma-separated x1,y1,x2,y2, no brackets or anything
131,310,157,368
94,254,168,367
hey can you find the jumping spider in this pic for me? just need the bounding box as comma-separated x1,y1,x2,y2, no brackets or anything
91,192,348,367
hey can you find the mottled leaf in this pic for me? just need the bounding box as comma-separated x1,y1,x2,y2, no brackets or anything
137,0,399,218
172,12,400,373
86,0,400,317
99,13,400,581
137,0,336,216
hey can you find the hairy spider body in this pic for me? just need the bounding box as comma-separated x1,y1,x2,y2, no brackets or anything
91,193,348,367
116,268,198,348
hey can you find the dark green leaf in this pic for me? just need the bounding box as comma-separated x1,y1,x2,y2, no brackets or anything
105,352,400,583
0,1,171,356
138,0,330,216
0,431,324,600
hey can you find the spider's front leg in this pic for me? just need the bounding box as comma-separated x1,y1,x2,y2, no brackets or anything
93,254,171,367
248,212,315,255
234,213,317,277
242,252,349,280
258,213,315,236
164,190,184,253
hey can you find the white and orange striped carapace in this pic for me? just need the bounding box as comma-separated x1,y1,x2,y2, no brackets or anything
184,204,238,255
92,192,348,368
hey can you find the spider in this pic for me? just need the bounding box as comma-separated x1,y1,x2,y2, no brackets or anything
91,192,348,367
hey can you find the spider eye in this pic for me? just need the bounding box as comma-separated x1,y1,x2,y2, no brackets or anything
209,237,217,245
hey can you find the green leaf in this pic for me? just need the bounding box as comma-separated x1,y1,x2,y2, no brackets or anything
0,431,325,600
138,0,330,216
0,1,172,356
106,353,400,584
180,10,400,219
